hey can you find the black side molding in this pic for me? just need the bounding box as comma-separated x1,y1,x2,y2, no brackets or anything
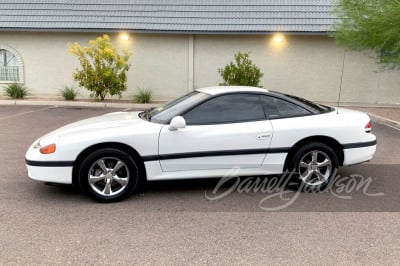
142,147,291,162
342,140,377,149
25,159,74,167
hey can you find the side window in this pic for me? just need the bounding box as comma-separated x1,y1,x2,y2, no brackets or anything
261,96,311,119
0,48,23,82
183,94,266,125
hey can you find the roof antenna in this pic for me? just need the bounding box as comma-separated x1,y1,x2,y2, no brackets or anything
337,49,346,114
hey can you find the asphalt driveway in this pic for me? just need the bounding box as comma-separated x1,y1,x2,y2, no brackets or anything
0,105,399,265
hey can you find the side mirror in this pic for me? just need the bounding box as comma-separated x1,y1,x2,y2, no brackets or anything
169,116,186,131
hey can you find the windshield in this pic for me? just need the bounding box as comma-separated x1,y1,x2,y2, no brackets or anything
139,91,209,124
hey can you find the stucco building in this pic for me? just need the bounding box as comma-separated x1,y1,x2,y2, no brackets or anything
0,0,399,105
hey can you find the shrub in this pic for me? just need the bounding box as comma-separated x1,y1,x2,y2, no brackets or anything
68,34,131,101
4,83,30,99
133,88,153,103
218,52,264,87
59,86,79,101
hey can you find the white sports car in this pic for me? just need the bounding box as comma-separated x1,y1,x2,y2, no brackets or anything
26,86,377,202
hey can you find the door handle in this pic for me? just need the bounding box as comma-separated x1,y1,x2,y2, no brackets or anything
256,133,272,140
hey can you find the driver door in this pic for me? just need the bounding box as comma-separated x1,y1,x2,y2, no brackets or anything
158,93,273,172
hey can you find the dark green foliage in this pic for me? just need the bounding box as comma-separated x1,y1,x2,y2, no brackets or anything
59,86,79,101
218,52,264,87
333,0,400,67
133,88,153,103
4,83,30,99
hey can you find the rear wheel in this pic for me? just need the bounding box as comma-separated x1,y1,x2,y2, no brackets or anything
78,148,139,202
288,142,339,191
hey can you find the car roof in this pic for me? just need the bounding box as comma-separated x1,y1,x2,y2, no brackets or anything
196,86,269,95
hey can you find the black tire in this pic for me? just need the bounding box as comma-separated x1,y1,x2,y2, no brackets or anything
78,148,139,202
287,142,339,192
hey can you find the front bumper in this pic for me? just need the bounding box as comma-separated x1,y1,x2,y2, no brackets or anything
25,137,74,184
26,163,73,184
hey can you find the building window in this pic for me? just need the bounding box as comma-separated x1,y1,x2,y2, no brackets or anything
0,48,23,82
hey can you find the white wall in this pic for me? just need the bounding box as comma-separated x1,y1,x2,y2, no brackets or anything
194,35,400,105
0,32,189,100
0,32,399,105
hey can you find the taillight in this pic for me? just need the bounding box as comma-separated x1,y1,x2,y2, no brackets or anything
365,121,372,133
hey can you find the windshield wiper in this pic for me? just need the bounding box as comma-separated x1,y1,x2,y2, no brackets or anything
147,107,158,120
139,107,156,121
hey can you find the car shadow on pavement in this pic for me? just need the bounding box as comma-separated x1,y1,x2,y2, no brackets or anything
31,182,86,201
29,164,399,212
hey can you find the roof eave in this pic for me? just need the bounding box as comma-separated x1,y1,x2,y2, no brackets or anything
0,27,332,35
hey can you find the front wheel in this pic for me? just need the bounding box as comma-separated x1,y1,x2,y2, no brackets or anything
78,148,139,202
288,142,339,191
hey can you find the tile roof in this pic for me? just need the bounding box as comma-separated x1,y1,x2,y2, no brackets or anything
0,0,337,34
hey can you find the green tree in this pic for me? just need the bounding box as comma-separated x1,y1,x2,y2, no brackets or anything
218,52,264,87
68,34,131,101
333,0,400,66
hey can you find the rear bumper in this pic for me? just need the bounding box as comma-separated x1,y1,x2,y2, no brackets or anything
343,145,377,166
26,163,73,184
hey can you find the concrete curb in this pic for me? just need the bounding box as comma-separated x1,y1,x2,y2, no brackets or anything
0,99,159,109
368,113,400,131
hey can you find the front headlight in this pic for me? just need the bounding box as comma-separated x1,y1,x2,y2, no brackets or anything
32,138,57,154
33,140,41,149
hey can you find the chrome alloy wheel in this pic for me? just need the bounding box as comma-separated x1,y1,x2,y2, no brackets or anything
298,150,332,187
88,157,130,197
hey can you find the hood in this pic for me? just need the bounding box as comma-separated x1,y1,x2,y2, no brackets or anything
40,111,143,142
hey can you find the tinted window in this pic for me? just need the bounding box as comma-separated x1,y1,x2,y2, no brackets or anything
261,96,311,119
279,93,332,113
183,94,265,125
142,91,209,124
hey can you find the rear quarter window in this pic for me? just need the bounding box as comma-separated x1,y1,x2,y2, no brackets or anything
261,96,311,119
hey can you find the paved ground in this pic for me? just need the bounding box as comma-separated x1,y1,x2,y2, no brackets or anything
0,105,399,265
351,107,400,126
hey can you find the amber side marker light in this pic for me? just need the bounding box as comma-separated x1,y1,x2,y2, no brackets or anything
40,144,56,154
